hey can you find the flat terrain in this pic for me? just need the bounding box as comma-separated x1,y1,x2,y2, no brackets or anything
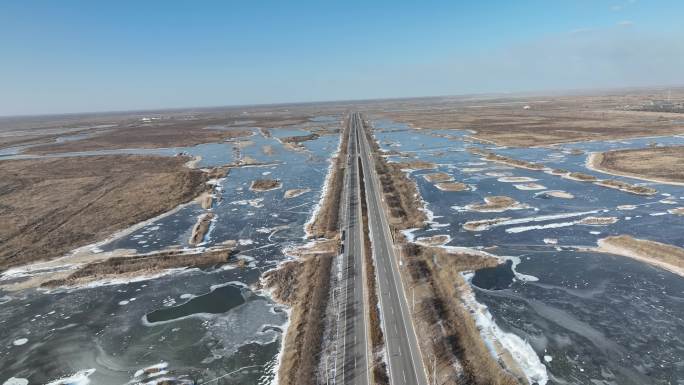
598,235,684,277
589,146,684,184
366,88,684,147
0,107,322,153
0,155,210,270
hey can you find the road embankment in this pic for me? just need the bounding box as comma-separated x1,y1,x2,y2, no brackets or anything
364,124,524,385
262,243,335,385
358,157,390,385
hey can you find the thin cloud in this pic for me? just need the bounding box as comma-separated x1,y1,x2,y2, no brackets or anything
617,20,634,27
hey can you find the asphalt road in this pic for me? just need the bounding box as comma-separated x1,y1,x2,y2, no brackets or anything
335,115,371,385
353,112,429,385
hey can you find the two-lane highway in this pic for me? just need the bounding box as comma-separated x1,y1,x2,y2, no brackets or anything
336,115,370,385
353,112,429,385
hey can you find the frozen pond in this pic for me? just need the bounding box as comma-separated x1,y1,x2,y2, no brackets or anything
0,116,342,384
372,118,684,385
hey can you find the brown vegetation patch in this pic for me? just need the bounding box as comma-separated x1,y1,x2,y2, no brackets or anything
423,172,453,183
415,235,451,246
250,179,282,192
42,247,234,287
593,179,657,195
435,182,469,191
366,134,427,230
466,196,528,212
369,90,684,147
578,216,618,225
281,133,319,144
189,213,215,245
597,235,684,277
588,147,684,185
469,148,545,170
262,248,334,385
284,188,311,199
401,242,521,384
0,155,217,271
566,172,598,181
364,124,521,383
393,160,437,170
463,218,512,232
27,122,251,155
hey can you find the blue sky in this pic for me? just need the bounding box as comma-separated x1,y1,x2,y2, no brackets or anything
1,0,683,115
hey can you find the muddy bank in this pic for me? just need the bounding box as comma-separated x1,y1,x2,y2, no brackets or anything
587,147,684,186
597,235,684,277
0,155,223,271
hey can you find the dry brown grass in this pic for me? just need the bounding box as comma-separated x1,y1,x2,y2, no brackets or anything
593,179,657,195
284,188,311,199
423,172,453,183
578,216,618,225
567,172,598,181
366,132,427,230
281,133,320,144
27,122,251,154
435,182,469,191
42,247,234,287
365,122,521,384
466,196,526,212
262,251,334,385
367,89,684,147
463,217,512,232
590,146,684,184
189,213,214,245
250,179,282,191
470,149,545,170
597,235,684,277
0,155,215,271
402,242,521,385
